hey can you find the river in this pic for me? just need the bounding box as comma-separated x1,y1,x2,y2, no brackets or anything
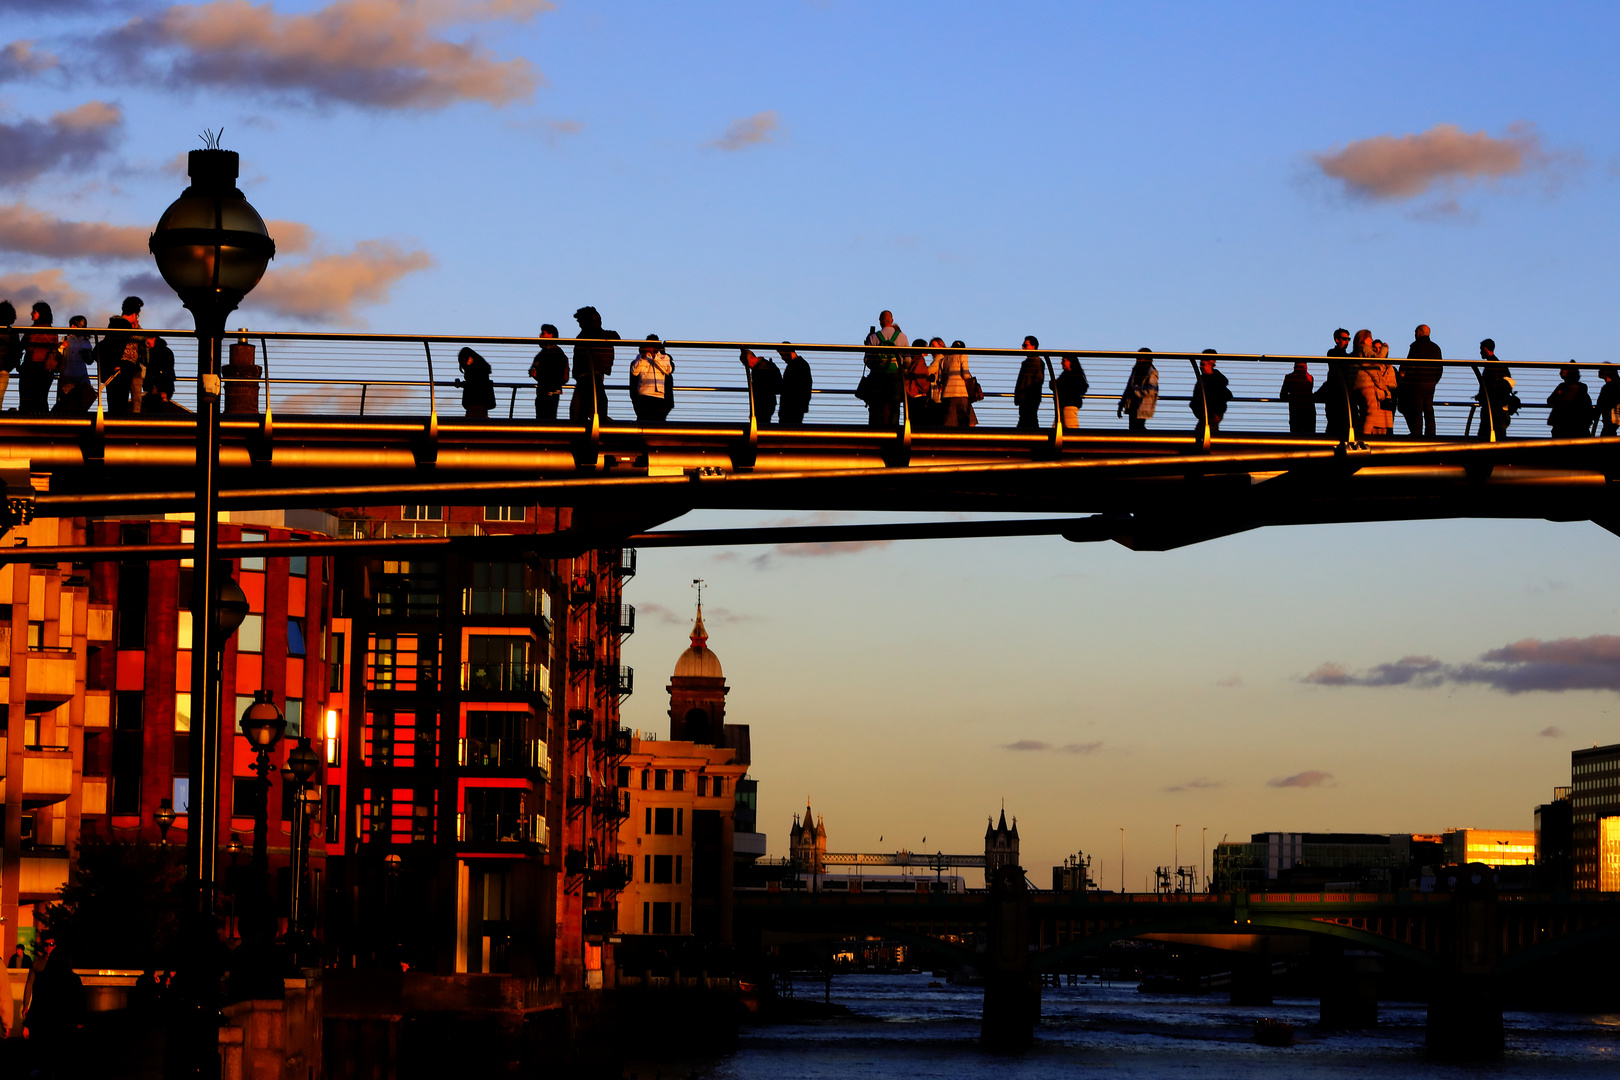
637,974,1620,1079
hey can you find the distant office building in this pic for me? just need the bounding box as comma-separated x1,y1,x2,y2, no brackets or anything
1211,833,1435,893
1534,788,1574,890
1442,828,1535,869
1572,743,1620,891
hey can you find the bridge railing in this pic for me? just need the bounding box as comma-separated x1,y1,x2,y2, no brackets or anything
47,328,1604,439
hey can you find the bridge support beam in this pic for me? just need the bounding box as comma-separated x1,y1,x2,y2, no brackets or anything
981,866,1039,1051
1316,943,1380,1029
1425,864,1503,1061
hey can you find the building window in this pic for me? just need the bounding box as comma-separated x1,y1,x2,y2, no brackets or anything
672,770,684,792
643,855,652,883
110,690,144,814
677,808,683,836
654,807,674,835
84,730,109,778
232,776,258,817
177,610,192,650
238,613,264,653
642,902,650,934
465,635,535,693
239,531,266,571
698,776,708,797
641,769,649,790
652,854,673,884
289,555,308,577
651,902,672,935
116,562,148,649
484,506,525,522
654,769,666,791
287,617,307,657
285,699,303,737
617,766,630,788
644,807,652,834
402,505,443,521
464,788,528,843
330,631,346,692
173,777,190,815
676,855,683,885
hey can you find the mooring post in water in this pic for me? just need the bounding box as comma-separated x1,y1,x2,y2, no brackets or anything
1426,863,1504,1061
980,865,1039,1051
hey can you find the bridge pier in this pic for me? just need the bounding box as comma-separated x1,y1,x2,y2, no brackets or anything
1228,942,1273,1007
1316,944,1380,1028
1425,864,1503,1061
981,866,1039,1051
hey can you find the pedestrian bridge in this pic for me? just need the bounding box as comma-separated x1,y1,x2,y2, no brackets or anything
1,330,1615,557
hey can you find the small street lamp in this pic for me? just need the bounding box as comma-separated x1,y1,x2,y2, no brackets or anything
283,736,320,966
234,691,284,997
155,797,176,844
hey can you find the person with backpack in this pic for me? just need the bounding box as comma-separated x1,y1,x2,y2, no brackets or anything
1191,349,1233,434
94,316,143,414
1593,364,1620,437
456,346,496,419
1118,348,1158,432
54,316,96,413
741,348,782,424
1546,364,1593,439
1053,354,1089,429
1475,339,1516,439
861,311,907,427
630,335,673,424
777,342,813,425
529,323,569,420
1014,336,1046,430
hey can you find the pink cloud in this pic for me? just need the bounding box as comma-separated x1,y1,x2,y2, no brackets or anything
1314,122,1567,201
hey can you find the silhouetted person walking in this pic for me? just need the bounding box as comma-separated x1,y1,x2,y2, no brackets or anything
778,343,812,425
742,348,782,424
530,323,568,420
19,301,57,414
1318,327,1353,440
1280,361,1314,434
1594,364,1620,437
1547,365,1593,439
1191,349,1231,434
1014,336,1046,430
862,311,907,427
94,317,142,414
1399,324,1443,437
457,347,495,419
630,335,673,423
1053,354,1088,429
1476,338,1515,439
1118,349,1158,433
569,306,619,422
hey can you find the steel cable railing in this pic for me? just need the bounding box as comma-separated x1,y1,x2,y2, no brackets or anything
20,329,1605,440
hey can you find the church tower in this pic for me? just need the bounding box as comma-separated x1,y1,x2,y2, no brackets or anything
667,602,729,745
790,805,827,876
985,808,1020,876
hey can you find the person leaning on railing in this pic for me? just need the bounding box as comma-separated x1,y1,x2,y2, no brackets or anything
141,333,178,413
0,300,17,410
1546,364,1594,439
93,317,142,414
1053,354,1089,430
629,335,673,424
741,348,782,424
529,323,569,421
456,346,495,419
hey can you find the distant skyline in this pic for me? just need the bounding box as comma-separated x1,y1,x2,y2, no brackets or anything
3,1,1619,885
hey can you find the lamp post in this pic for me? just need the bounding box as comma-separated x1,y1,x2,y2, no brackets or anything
155,797,176,845
237,690,285,995
150,143,274,1078
283,736,320,966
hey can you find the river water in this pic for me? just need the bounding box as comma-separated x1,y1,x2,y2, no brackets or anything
650,974,1620,1079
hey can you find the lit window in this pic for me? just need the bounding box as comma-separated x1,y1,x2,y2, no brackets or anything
238,613,263,653
175,692,191,733
177,610,192,650
240,531,266,571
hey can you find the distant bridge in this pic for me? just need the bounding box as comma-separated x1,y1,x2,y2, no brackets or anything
0,332,1617,559
819,850,985,869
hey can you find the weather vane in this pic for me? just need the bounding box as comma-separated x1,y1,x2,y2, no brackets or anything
691,578,704,607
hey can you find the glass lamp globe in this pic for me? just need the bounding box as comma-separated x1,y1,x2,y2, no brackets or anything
148,149,276,310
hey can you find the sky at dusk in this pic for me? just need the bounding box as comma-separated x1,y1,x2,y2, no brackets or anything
4,1,1620,886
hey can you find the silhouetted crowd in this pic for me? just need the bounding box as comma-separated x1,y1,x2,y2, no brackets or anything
0,295,179,415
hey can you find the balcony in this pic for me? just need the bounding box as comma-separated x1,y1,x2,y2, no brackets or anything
593,788,630,820
601,548,637,579
594,726,632,756
26,648,76,712
19,853,68,897
459,789,537,845
598,603,635,637
597,664,633,698
463,586,544,619
565,777,592,809
570,576,595,605
22,748,72,808
459,734,546,774
586,857,633,892
566,709,593,741
568,643,595,670
462,660,548,695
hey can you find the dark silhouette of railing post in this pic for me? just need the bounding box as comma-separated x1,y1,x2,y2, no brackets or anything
1426,864,1503,1061
981,865,1038,1051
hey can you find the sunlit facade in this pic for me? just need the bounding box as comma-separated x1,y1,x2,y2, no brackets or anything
1441,828,1535,868
1573,744,1620,891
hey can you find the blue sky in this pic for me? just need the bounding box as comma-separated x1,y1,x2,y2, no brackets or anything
4,1,1619,884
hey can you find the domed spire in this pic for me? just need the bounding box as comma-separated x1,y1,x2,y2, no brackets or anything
691,603,708,650
672,594,723,679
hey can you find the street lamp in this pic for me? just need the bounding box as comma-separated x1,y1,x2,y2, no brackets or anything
155,797,176,845
283,736,319,965
151,141,274,1080
236,691,284,996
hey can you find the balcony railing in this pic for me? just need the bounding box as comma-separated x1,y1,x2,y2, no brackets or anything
463,586,544,618
458,810,539,845
593,788,630,820
566,708,594,741
597,664,633,697
598,603,635,636
600,548,637,579
462,661,548,694
570,576,595,604
458,735,547,774
594,726,632,756
586,857,634,892
568,643,595,670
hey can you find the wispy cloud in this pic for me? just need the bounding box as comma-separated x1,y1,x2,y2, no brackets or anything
1538,725,1565,738
710,110,778,151
0,269,90,314
93,0,549,111
0,101,123,187
1304,635,1620,695
0,203,148,260
0,41,58,82
241,240,432,325
1000,739,1104,755
1314,122,1576,208
1268,770,1334,789
1165,778,1225,793
1215,674,1243,688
